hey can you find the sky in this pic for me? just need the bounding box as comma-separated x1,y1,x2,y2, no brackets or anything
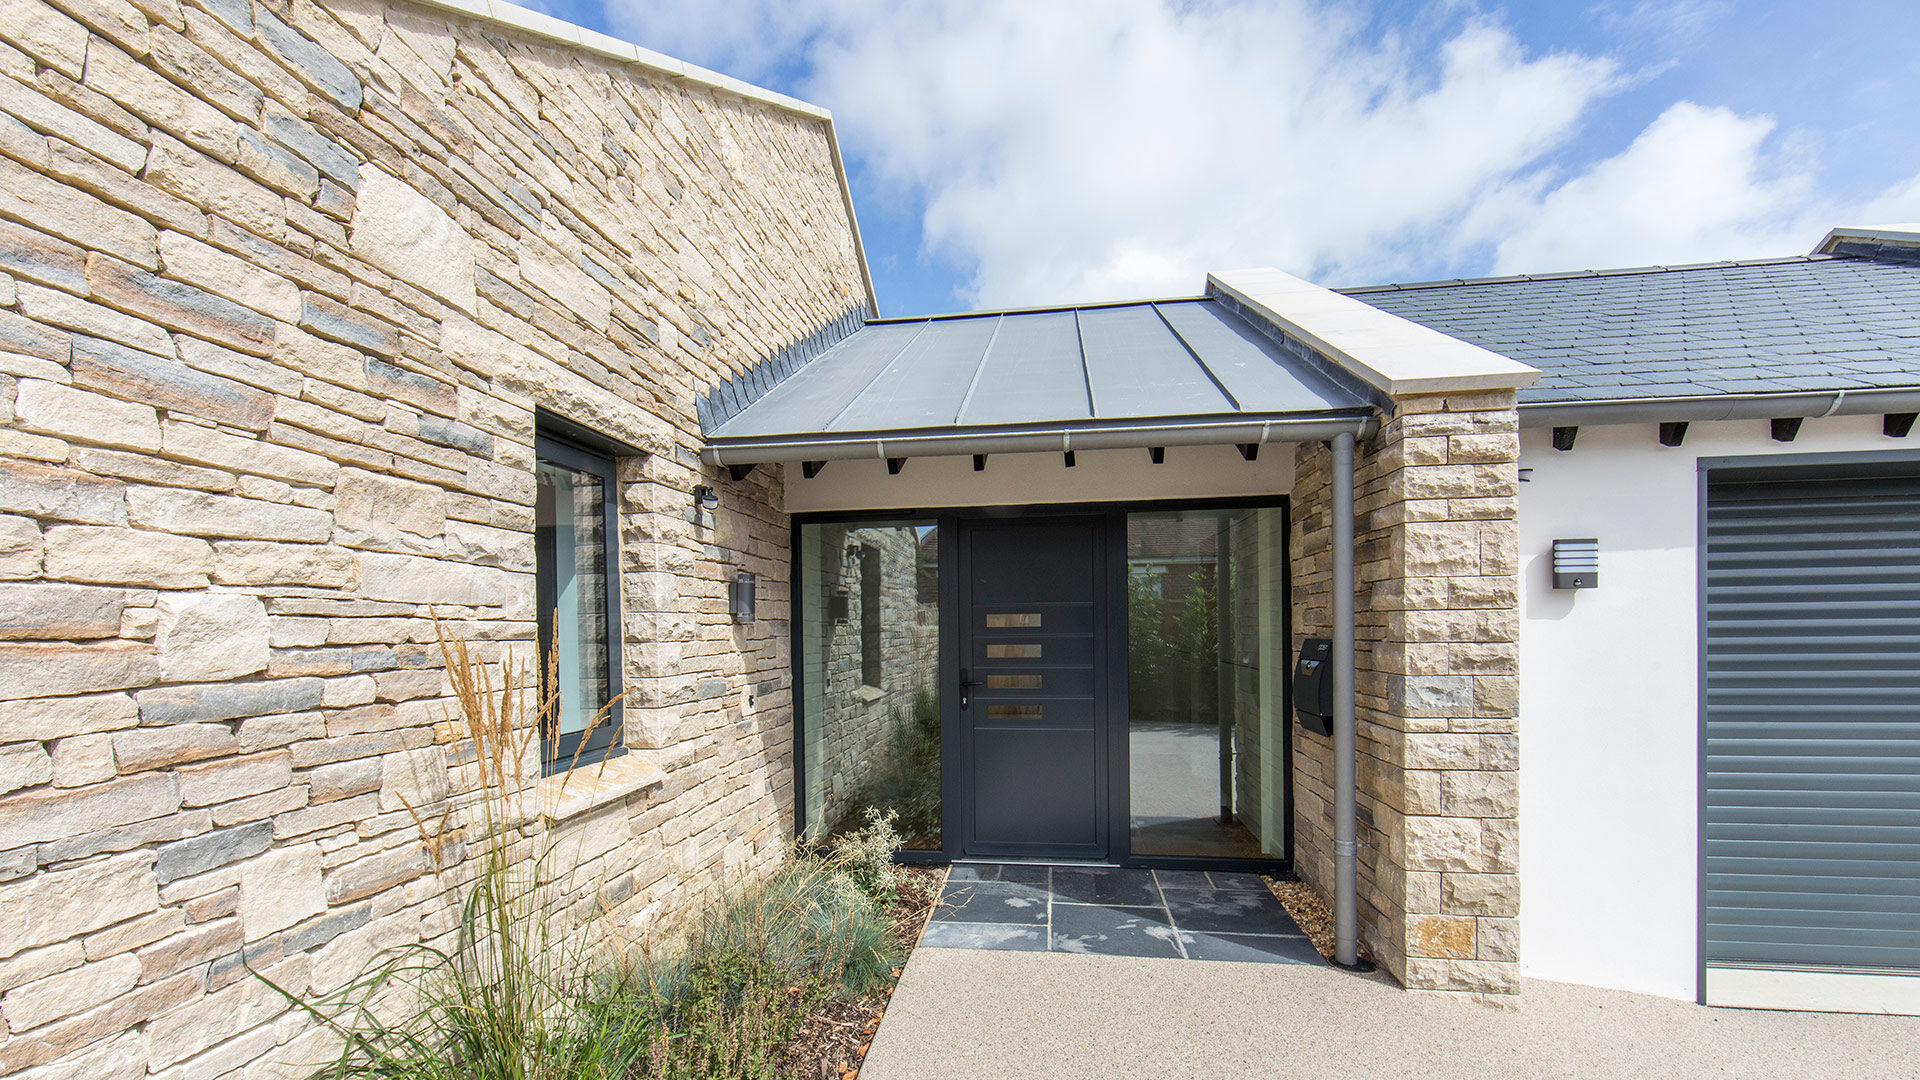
529,1,1920,317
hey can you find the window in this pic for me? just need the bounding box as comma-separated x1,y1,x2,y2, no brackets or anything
1126,507,1287,860
534,432,622,771
798,521,941,849
859,544,883,688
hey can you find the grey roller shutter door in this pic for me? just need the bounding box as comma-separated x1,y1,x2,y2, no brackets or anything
1704,467,1920,973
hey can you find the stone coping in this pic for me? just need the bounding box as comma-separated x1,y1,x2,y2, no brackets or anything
542,753,667,821
1207,268,1539,397
1815,224,1920,254
409,0,827,119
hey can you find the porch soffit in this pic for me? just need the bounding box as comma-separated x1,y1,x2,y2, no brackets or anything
700,298,1375,465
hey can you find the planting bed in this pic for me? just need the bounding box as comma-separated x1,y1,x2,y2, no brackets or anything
778,866,946,1079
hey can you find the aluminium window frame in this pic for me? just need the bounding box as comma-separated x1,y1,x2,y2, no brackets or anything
789,493,1293,874
534,430,626,775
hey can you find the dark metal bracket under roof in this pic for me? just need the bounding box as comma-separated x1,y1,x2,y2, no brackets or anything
700,298,1375,466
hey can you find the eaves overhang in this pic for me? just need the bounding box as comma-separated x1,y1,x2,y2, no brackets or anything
701,408,1378,466
1520,386,1920,428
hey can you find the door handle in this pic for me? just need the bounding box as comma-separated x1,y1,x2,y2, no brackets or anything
960,669,985,710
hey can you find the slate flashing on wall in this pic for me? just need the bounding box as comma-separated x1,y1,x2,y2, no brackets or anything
695,305,870,435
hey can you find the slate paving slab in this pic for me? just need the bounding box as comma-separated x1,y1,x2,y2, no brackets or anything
920,921,1048,951
1052,903,1186,958
1181,931,1326,964
1149,869,1213,890
922,864,1319,965
931,880,1050,924
1051,867,1162,907
1163,887,1308,935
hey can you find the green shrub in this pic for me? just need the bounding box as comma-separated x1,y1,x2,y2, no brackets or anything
595,858,900,1079
828,808,906,901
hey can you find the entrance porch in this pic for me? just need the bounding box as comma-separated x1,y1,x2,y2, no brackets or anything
699,269,1537,993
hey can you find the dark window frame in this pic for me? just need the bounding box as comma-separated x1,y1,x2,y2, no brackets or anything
790,493,1291,874
534,430,625,774
858,543,883,688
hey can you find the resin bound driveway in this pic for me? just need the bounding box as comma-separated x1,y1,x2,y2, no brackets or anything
868,865,1920,1080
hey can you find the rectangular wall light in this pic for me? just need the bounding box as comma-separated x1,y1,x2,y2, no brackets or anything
729,572,757,622
1552,538,1599,590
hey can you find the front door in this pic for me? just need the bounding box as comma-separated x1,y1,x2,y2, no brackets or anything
958,517,1110,859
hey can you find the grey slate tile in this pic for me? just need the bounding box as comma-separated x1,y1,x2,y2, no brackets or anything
1181,932,1327,965
933,881,1048,924
921,921,1048,951
1351,255,1920,405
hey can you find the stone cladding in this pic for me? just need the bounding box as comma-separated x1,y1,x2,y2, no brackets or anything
0,0,866,1074
1291,390,1521,996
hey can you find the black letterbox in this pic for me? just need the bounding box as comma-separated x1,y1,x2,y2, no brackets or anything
1294,637,1333,736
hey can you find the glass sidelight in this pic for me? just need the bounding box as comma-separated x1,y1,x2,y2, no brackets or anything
1126,507,1287,859
798,520,942,848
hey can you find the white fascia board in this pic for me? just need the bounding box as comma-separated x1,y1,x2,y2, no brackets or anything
1814,224,1920,254
400,0,878,316
1207,267,1539,397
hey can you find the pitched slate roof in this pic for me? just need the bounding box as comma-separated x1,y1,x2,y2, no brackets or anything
702,299,1371,457
1342,253,1920,405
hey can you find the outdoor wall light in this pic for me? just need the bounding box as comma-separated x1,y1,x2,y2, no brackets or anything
729,571,757,623
691,484,719,512
1551,538,1599,590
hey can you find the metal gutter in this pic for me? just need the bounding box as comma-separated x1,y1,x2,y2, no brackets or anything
1520,386,1920,428
702,411,1379,465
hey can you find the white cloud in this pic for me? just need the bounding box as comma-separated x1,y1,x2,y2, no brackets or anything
1470,101,1920,273
607,0,1920,307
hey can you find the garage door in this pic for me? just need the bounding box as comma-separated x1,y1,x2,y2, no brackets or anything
1704,461,1920,1013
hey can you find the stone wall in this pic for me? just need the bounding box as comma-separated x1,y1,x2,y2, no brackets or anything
1291,391,1522,995
0,0,866,1074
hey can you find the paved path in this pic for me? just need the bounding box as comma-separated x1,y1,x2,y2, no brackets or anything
862,948,1920,1080
924,864,1319,963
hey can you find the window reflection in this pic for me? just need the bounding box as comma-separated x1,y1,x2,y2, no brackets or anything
1127,508,1286,859
800,522,941,848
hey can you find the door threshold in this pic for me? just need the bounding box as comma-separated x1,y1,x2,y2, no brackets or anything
954,857,1118,868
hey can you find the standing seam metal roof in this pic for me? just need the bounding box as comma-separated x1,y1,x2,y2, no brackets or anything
1342,254,1920,404
703,298,1370,445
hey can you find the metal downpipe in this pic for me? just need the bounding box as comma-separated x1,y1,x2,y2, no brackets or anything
1331,430,1361,969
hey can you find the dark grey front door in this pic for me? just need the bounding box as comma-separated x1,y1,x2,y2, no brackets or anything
960,517,1108,859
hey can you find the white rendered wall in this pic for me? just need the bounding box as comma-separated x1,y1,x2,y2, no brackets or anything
1517,413,1899,1000
783,443,1292,513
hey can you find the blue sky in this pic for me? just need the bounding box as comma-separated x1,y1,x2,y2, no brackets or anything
533,1,1920,316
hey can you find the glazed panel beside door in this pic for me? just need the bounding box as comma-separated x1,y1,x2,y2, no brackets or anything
962,519,1107,859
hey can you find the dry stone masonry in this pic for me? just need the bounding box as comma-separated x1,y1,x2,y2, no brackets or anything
0,0,866,1074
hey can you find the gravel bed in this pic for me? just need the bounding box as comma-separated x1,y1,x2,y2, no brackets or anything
1264,876,1339,960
